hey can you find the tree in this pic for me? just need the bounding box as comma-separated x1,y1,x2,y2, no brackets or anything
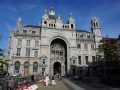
0,35,9,73
96,38,120,76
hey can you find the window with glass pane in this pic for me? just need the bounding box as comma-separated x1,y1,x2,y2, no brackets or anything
85,56,88,65
51,51,55,59
92,56,95,65
26,48,30,56
73,60,75,64
33,62,38,72
32,31,36,34
43,59,45,64
26,40,30,46
35,41,39,47
77,44,81,49
17,48,21,56
78,56,81,64
60,52,63,59
24,62,29,68
56,51,59,59
84,44,88,50
14,61,20,73
17,39,22,45
23,30,27,33
34,51,38,57
91,44,94,50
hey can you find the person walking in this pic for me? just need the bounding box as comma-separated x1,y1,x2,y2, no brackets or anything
45,74,49,86
52,75,56,86
31,74,35,84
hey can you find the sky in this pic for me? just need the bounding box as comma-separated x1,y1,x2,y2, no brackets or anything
0,0,120,51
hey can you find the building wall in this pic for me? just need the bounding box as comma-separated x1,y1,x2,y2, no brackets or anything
6,7,102,76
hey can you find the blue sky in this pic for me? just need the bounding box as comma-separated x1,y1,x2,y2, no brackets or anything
0,0,120,50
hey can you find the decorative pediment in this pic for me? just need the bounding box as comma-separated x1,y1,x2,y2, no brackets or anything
71,56,77,60
40,55,48,59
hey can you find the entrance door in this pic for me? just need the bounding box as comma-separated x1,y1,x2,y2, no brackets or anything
53,62,61,75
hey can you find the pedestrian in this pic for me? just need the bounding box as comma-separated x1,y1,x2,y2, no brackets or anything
31,73,35,84
52,74,56,86
45,74,49,86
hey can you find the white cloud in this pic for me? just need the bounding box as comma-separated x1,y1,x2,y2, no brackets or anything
20,4,39,11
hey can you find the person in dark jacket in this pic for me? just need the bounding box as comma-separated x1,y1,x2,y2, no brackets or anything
52,75,56,86
31,74,35,83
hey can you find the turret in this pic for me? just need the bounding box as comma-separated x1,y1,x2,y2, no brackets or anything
91,15,101,36
17,17,22,27
68,13,75,29
41,9,49,27
91,15,102,48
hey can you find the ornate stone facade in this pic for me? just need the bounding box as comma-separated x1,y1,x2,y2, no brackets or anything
6,7,102,76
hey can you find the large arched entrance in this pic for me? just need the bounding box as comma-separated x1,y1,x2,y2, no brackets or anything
53,62,61,75
50,38,67,76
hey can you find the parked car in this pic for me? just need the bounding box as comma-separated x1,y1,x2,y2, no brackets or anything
73,75,82,80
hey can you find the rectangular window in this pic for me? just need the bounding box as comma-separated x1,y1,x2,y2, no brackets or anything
23,30,27,33
17,48,21,56
43,59,45,64
26,48,30,56
92,56,95,65
73,60,75,64
51,51,55,59
55,51,59,59
32,31,36,34
91,44,94,50
84,44,88,50
60,52,63,59
26,40,30,46
35,41,39,47
17,39,22,45
78,56,81,64
85,56,88,65
34,51,38,57
77,44,81,49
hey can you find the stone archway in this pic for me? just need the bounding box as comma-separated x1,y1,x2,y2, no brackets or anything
53,62,61,75
50,38,67,76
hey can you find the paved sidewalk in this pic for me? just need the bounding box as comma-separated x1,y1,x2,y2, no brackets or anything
37,80,69,90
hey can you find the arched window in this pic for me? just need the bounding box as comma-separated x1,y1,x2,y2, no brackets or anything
96,22,98,27
63,25,64,28
14,61,20,73
94,22,96,27
33,62,38,72
24,61,29,69
71,24,73,29
44,21,47,26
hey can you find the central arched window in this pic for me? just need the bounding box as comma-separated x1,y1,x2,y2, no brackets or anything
33,62,38,72
14,61,20,73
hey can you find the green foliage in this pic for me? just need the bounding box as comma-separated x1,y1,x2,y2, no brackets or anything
0,35,9,73
96,39,119,67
